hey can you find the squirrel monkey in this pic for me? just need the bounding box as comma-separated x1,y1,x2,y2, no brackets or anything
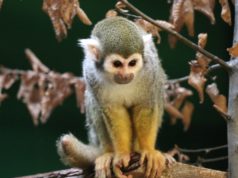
57,17,168,178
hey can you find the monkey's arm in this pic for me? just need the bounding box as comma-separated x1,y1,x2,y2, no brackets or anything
133,104,166,178
103,105,133,178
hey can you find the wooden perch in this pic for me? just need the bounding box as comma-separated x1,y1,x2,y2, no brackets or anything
19,162,227,178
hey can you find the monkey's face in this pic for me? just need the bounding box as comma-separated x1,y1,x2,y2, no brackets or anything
103,53,143,84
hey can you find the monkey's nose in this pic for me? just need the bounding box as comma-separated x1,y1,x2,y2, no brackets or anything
114,73,134,84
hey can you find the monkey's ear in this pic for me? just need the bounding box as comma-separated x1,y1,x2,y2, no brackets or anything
142,34,153,44
78,38,101,61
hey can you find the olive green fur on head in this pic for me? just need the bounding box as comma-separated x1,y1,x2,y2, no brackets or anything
92,17,144,58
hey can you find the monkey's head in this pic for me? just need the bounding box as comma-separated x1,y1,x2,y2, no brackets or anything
80,17,151,84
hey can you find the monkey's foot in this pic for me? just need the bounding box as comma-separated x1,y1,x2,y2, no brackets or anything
95,153,113,178
163,153,176,167
140,150,166,178
113,153,132,178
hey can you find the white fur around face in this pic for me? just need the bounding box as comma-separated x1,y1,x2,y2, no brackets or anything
142,34,153,44
103,53,143,77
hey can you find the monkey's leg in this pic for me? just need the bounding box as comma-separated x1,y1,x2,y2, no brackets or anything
57,133,100,169
103,105,133,178
133,105,166,178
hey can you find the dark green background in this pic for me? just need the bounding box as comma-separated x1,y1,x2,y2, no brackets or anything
0,0,233,177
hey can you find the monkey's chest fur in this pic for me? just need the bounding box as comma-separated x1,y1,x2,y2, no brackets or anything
99,80,145,107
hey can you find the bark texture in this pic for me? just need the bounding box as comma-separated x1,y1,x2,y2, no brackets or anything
227,1,238,178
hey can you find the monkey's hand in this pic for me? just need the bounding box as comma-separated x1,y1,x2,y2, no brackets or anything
95,153,113,178
140,150,166,178
113,152,132,178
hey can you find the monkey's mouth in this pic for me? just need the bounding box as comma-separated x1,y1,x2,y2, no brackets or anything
114,74,134,84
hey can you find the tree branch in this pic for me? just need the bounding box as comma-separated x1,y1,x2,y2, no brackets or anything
117,0,232,72
18,162,227,178
168,64,221,83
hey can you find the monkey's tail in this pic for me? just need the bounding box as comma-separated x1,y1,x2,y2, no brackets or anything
56,133,101,169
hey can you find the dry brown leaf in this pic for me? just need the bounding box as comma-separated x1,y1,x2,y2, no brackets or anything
105,10,118,18
135,19,174,44
206,83,227,114
165,102,184,124
0,69,18,90
188,60,207,103
17,72,43,126
135,19,161,43
42,0,92,41
192,0,216,24
25,49,49,73
0,93,7,102
115,1,127,9
0,0,3,10
196,33,211,73
197,33,208,48
74,78,86,114
76,5,92,26
156,20,175,31
170,87,193,124
219,0,232,26
227,43,238,57
183,0,195,37
40,72,73,123
169,0,194,48
181,101,194,131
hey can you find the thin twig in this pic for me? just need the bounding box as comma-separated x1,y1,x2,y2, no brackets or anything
197,156,228,164
118,0,232,72
177,144,227,153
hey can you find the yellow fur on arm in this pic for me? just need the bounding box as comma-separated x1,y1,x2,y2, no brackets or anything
133,105,160,150
103,105,133,153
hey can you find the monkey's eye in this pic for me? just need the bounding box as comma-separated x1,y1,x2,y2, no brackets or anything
129,59,137,67
113,60,123,68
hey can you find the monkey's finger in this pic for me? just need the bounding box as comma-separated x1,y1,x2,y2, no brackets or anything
95,170,105,178
105,158,112,178
113,165,128,178
122,155,130,167
145,154,153,178
140,152,146,166
164,154,176,167
150,158,158,178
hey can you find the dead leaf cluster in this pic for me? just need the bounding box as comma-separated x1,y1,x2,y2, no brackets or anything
227,43,238,57
169,0,231,48
188,33,210,103
42,0,92,41
0,49,85,125
165,83,194,131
